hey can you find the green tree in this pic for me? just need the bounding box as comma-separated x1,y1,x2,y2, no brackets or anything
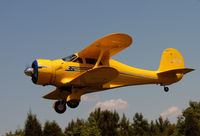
5,131,13,136
5,129,24,136
119,113,133,135
154,116,177,136
14,129,24,136
5,101,200,136
183,101,200,136
132,113,150,136
176,116,185,136
64,118,85,135
79,116,101,136
64,117,101,136
90,108,120,136
24,111,42,136
155,116,169,135
149,121,159,136
43,120,64,136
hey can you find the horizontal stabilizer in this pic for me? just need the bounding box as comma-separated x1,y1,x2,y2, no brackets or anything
70,67,119,86
158,68,195,77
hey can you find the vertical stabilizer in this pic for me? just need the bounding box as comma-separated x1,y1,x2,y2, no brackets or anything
158,48,184,72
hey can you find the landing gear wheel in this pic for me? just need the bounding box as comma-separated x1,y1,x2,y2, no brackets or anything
164,87,169,92
54,100,66,114
67,100,80,108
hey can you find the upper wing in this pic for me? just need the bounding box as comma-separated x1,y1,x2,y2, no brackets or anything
78,33,132,59
70,67,119,87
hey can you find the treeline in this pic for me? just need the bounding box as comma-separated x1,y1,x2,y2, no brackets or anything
5,101,200,136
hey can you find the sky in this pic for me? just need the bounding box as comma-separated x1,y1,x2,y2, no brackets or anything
0,0,200,135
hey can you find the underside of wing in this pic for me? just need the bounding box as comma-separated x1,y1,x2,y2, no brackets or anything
43,67,118,100
78,33,132,59
70,67,119,87
43,88,70,100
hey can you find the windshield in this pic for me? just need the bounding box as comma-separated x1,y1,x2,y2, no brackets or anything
62,54,77,61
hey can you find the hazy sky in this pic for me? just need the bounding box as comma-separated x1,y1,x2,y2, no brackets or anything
0,0,199,135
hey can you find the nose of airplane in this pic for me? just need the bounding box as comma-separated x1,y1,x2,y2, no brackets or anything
24,67,34,76
24,60,39,84
25,59,55,85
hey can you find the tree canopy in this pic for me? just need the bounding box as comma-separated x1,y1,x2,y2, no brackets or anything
5,101,200,136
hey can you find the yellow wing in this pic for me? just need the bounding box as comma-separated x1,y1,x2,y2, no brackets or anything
43,88,70,100
78,33,132,59
43,67,118,100
70,67,119,86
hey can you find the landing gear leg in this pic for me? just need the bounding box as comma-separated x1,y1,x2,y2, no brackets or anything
53,100,66,114
164,86,169,92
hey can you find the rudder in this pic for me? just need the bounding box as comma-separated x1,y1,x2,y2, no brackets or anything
158,48,184,72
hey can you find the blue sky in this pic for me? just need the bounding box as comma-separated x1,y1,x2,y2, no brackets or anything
0,0,200,135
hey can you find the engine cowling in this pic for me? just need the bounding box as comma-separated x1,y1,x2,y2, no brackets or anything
31,59,54,85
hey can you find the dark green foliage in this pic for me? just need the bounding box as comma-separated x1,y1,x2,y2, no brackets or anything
155,117,176,136
64,118,85,135
14,129,24,136
173,101,200,136
5,101,200,136
43,120,64,136
5,129,24,136
78,116,101,136
90,108,120,136
5,131,13,136
183,101,200,135
132,113,150,136
24,111,42,136
175,116,185,136
149,120,159,136
64,117,101,136
119,114,133,135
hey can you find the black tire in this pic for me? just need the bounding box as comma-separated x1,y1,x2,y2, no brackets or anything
164,87,169,92
67,100,80,108
54,101,66,114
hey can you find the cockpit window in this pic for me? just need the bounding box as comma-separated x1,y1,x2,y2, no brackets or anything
73,57,83,63
85,58,103,65
62,54,77,61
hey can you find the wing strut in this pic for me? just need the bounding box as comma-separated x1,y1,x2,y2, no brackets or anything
94,49,105,68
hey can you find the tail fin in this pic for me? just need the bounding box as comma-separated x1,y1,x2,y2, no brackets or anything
158,48,184,72
157,48,194,85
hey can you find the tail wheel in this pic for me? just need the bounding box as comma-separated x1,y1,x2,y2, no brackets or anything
67,100,80,108
54,100,66,114
164,86,169,92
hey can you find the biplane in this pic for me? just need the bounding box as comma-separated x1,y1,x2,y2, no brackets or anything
24,33,194,114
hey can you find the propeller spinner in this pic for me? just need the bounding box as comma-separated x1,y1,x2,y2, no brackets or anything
24,60,38,84
24,67,34,76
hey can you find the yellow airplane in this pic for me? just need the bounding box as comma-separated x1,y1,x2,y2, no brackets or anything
24,33,194,114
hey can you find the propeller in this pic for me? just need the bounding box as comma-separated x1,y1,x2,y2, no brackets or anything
24,60,38,84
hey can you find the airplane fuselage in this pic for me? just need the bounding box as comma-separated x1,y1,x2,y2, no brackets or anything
34,56,182,92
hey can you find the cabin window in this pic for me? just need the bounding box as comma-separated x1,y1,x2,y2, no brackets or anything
85,58,103,65
62,54,77,62
73,57,83,63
